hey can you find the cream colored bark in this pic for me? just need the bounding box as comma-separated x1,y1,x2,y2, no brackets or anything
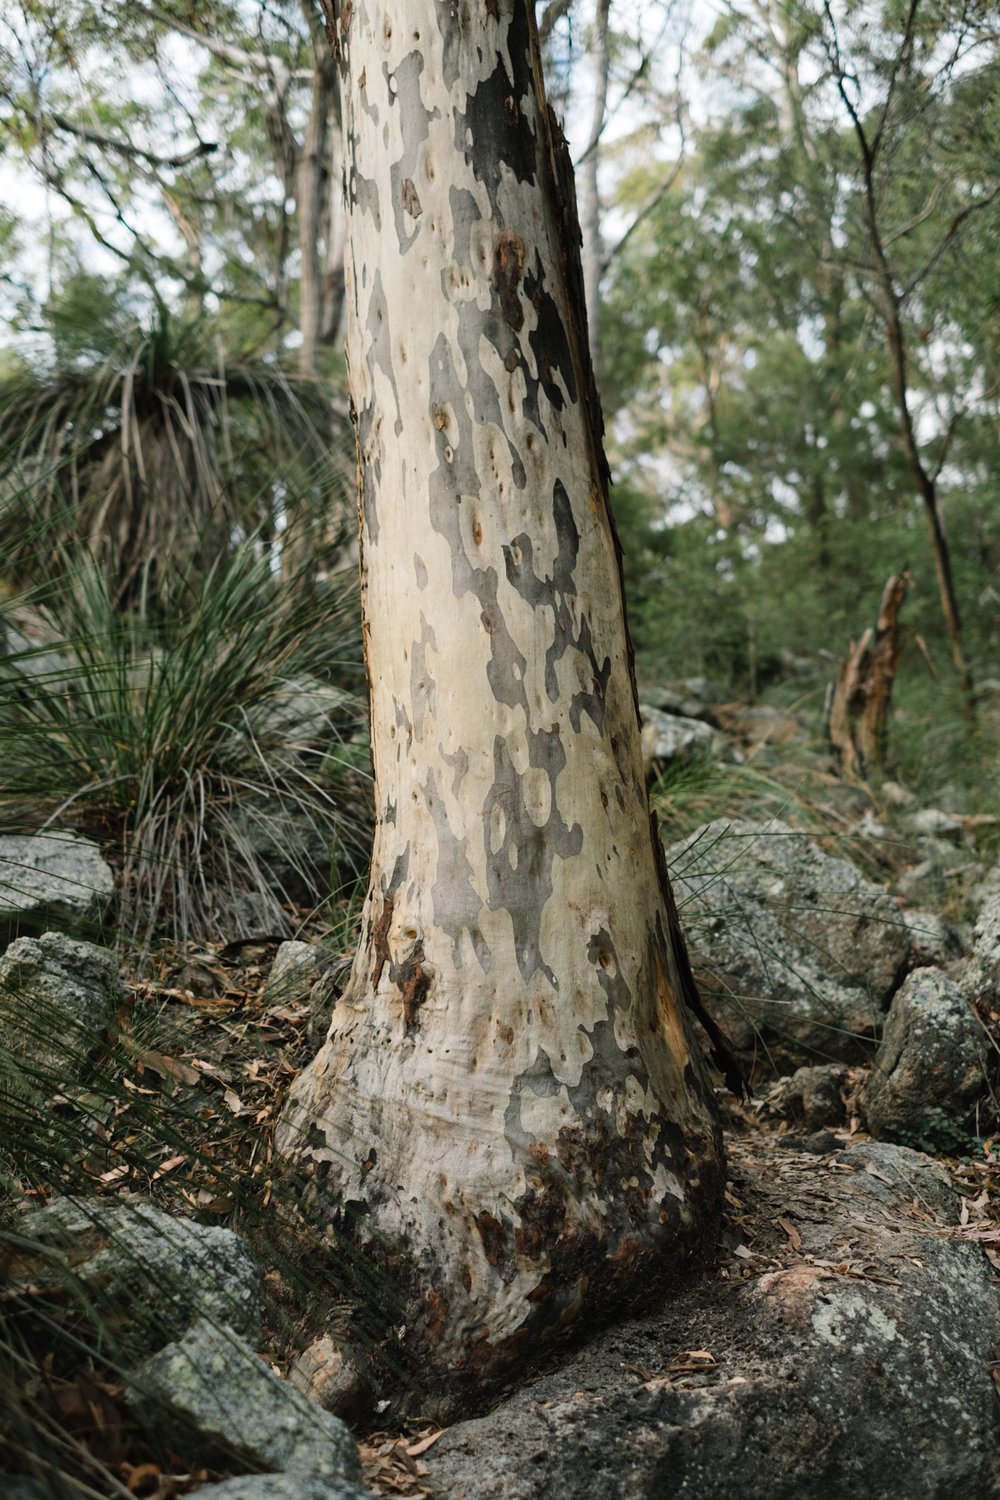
277,0,722,1396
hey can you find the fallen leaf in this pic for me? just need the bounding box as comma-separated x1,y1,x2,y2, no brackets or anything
776,1216,802,1251
151,1154,187,1181
405,1429,447,1457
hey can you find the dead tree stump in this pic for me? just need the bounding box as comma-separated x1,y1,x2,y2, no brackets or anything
826,568,913,779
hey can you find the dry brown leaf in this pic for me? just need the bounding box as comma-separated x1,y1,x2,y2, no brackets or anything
150,1154,187,1181
776,1216,802,1251
405,1429,447,1457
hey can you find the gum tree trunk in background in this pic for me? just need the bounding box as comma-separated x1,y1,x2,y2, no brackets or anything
277,0,722,1397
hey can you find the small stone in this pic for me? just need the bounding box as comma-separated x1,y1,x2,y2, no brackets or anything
961,893,1000,1004
128,1319,362,1483
880,781,916,810
639,706,729,775
774,1065,847,1130
900,910,961,969
906,808,965,843
289,1335,371,1420
265,941,323,1003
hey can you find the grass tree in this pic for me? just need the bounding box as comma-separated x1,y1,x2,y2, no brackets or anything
277,0,723,1401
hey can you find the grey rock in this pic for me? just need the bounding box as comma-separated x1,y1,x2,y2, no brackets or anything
906,807,965,842
288,1335,371,1420
773,1064,847,1130
264,941,323,1004
667,819,911,1065
129,1319,362,1483
226,792,333,912
678,675,730,706
639,707,730,775
962,892,1000,1004
863,968,986,1145
894,857,946,908
191,1479,370,1500
425,1142,998,1500
0,833,114,938
250,675,360,748
14,1197,261,1352
0,933,120,1081
900,909,962,969
880,780,917,810
719,704,806,747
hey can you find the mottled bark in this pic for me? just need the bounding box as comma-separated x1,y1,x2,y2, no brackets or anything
277,0,722,1400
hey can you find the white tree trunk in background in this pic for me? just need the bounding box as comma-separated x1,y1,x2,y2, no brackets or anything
277,0,722,1398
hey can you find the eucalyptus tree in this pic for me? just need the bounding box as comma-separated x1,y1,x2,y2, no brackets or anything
276,0,723,1400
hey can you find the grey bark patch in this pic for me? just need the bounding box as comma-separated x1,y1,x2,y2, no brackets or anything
483,729,582,984
523,252,577,411
503,480,610,730
425,769,491,973
457,5,537,213
493,229,526,331
409,615,438,741
385,51,435,253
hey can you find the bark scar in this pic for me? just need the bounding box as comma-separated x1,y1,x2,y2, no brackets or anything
493,230,526,332
370,894,394,989
390,945,431,1032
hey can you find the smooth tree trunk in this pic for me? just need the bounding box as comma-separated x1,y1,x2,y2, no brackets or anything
277,0,722,1399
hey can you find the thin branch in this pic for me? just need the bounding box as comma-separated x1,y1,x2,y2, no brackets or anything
902,184,1000,300
50,112,217,170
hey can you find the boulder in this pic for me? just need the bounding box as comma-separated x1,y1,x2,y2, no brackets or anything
863,968,987,1147
961,892,1000,1005
424,1142,998,1500
128,1319,362,1485
192,1479,370,1499
639,707,730,776
899,909,962,969
248,675,362,750
0,932,120,1083
10,1197,261,1355
0,832,114,940
717,704,807,748
667,819,911,1066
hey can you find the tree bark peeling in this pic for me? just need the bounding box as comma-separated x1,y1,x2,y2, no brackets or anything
278,0,722,1398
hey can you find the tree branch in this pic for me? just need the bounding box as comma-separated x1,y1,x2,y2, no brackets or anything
50,112,217,170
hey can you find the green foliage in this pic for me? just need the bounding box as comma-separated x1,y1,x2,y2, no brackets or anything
0,285,356,607
0,541,371,947
603,0,1000,708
